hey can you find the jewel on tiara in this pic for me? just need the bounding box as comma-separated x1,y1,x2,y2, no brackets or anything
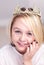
13,6,41,17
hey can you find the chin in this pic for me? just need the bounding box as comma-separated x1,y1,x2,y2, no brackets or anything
16,47,27,54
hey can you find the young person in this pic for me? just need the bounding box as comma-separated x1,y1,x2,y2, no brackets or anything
0,7,44,65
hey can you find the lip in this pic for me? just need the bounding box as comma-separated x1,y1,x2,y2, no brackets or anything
17,42,24,47
17,42,29,47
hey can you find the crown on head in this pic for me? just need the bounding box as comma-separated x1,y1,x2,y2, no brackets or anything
13,6,41,17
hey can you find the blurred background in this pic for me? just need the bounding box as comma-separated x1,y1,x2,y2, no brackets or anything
0,0,44,47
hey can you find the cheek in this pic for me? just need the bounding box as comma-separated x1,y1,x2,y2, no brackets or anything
28,36,35,43
11,32,20,42
11,35,19,45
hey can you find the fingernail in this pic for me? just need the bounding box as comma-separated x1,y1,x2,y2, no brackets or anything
36,41,38,43
34,40,38,44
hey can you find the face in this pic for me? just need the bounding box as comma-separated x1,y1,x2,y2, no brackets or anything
11,17,35,54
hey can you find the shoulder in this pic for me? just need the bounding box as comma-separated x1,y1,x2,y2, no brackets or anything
32,43,44,65
0,44,23,65
0,44,12,53
0,44,19,65
36,43,44,65
36,43,44,56
0,44,13,58
0,44,12,65
40,43,44,52
0,44,21,58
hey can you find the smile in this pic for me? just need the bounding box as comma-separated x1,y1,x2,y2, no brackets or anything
17,42,29,47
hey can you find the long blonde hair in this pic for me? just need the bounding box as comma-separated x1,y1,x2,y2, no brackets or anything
26,14,44,44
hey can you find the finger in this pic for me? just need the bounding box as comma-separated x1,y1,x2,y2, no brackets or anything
33,40,38,46
35,40,39,47
32,40,39,51
30,43,33,51
32,41,36,48
26,47,30,53
30,41,36,52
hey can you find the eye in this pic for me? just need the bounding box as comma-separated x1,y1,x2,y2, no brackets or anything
15,30,21,33
27,32,32,35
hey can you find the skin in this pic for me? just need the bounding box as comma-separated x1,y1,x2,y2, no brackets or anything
11,17,40,65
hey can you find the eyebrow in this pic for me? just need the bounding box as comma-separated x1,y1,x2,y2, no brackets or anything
12,27,21,30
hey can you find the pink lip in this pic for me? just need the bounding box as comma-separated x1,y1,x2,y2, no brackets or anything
17,42,24,46
17,42,29,47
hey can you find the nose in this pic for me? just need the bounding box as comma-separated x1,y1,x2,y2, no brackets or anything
19,33,27,42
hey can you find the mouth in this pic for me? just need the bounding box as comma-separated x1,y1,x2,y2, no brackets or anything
17,42,29,47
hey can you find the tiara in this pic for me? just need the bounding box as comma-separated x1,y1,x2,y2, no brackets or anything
13,6,41,17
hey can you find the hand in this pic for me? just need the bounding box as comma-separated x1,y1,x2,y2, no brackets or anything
23,40,39,65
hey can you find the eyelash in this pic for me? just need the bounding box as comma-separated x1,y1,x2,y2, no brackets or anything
15,30,21,33
14,30,32,35
27,32,32,35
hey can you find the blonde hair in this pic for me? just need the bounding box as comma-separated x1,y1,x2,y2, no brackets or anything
9,7,44,44
26,14,44,44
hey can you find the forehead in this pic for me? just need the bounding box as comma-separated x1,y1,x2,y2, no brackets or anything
13,15,36,27
11,14,40,29
12,16,33,31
